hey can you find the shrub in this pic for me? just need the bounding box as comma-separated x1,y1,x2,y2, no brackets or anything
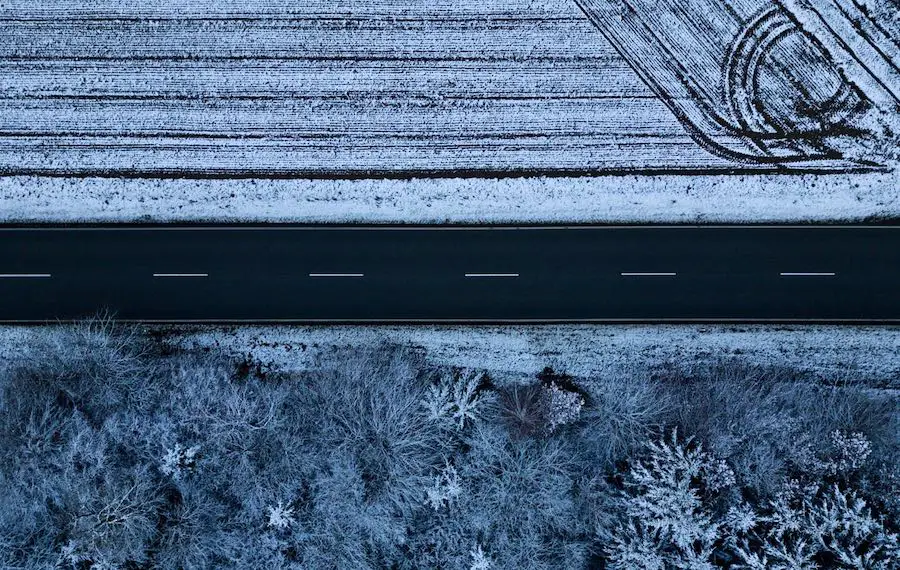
735,482,899,569
152,480,232,570
604,429,734,569
453,423,586,569
423,368,490,430
575,373,669,470
497,383,546,439
24,315,154,422
663,361,898,501
497,379,585,439
0,317,163,569
292,346,451,514
603,430,899,570
288,451,404,570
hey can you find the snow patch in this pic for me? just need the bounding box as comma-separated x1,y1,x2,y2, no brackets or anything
0,173,897,223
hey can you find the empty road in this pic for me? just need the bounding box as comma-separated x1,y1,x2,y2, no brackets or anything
0,226,897,323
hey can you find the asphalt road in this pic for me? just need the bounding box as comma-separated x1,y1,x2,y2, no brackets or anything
0,226,897,323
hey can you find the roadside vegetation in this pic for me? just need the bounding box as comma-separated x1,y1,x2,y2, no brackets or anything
0,319,896,569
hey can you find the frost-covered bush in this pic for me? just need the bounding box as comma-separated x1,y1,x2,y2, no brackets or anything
665,362,897,499
826,430,873,476
541,381,585,433
0,318,164,569
603,429,899,569
292,347,451,514
497,378,585,438
161,442,201,479
575,373,668,469
23,315,154,422
267,501,296,530
604,430,735,569
55,462,162,569
425,462,463,510
279,452,406,570
237,347,454,568
153,480,231,570
470,544,495,570
497,383,546,438
424,369,489,430
0,409,163,568
438,423,586,570
735,482,899,569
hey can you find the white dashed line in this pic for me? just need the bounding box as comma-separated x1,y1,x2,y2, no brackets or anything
465,273,520,278
0,273,51,278
153,273,208,278
621,272,677,277
780,272,836,277
309,273,365,278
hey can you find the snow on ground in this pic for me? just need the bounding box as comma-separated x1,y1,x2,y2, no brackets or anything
2,324,895,387
157,325,900,386
0,172,898,224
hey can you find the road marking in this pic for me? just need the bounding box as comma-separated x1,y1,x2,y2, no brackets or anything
153,273,208,278
309,273,364,278
780,272,836,277
621,272,677,277
0,273,51,278
465,273,520,278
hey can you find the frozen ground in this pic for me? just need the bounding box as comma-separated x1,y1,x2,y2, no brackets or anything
151,325,897,387
3,324,896,385
1,0,897,224
1,172,898,223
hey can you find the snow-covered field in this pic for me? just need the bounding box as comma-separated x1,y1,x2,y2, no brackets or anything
153,325,900,386
1,172,898,223
1,0,897,224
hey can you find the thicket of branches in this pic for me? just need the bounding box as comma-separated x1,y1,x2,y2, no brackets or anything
0,319,896,569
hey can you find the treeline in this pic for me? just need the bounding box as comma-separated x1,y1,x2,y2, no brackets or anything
0,319,896,569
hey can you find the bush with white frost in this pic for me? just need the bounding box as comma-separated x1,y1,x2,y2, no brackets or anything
496,377,586,439
735,482,899,569
425,463,463,511
575,372,669,468
605,429,731,569
826,430,873,476
470,544,495,570
266,501,296,530
541,381,585,433
453,423,586,569
424,369,488,429
161,443,201,479
665,362,897,502
604,429,899,569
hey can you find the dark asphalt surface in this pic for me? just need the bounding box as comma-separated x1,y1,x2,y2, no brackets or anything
0,226,897,323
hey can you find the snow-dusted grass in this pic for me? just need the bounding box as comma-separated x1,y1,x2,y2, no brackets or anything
151,324,900,387
1,172,898,224
3,324,896,387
